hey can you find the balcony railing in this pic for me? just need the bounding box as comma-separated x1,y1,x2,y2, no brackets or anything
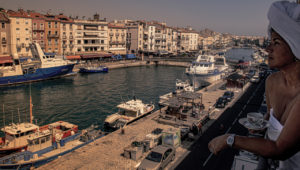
69,35,74,39
62,35,67,39
47,34,59,38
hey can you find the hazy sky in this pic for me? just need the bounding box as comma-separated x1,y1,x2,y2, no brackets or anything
0,0,287,36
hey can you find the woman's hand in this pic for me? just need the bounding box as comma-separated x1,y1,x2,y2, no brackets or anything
208,134,230,155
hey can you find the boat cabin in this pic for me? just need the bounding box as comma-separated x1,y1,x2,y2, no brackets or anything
26,130,52,153
0,123,39,149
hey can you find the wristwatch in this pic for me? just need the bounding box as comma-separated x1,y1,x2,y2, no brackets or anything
226,134,236,147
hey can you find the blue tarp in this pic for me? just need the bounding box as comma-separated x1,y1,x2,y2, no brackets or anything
126,54,136,59
112,55,122,60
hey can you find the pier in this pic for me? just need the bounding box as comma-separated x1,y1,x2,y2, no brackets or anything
38,78,255,170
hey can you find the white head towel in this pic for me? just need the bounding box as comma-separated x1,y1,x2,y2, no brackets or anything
268,1,300,59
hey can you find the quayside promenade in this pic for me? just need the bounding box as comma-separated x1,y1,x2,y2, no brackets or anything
38,78,259,170
73,59,190,72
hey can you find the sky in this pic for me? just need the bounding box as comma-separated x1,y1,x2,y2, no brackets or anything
0,0,289,36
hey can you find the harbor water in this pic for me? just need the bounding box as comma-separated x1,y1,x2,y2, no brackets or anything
0,48,254,132
0,65,187,130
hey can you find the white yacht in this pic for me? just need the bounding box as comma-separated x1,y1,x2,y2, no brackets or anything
185,54,228,87
104,98,155,129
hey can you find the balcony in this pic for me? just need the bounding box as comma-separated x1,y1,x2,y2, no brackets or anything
69,36,74,39
69,44,74,48
110,41,125,45
109,33,113,36
62,35,67,39
2,40,7,44
84,26,98,30
33,27,44,31
47,34,59,38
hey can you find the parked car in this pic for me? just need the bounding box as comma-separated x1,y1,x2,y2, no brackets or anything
138,145,176,170
223,91,234,102
250,75,260,83
215,97,228,108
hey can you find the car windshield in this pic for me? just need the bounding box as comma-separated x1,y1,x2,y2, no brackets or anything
146,151,162,162
224,92,230,96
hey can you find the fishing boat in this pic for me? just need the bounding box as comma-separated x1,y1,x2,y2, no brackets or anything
0,123,103,169
104,98,155,129
79,66,108,73
0,43,75,86
185,54,227,87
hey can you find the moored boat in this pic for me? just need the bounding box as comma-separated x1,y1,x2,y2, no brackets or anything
185,54,227,87
0,124,103,169
79,66,108,73
104,98,155,129
0,43,75,86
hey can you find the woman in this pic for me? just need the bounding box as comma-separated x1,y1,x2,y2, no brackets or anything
208,1,300,169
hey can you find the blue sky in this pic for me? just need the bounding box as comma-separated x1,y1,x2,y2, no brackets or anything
0,0,288,36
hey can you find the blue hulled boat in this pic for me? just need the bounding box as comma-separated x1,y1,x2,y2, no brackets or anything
0,43,75,86
79,66,108,73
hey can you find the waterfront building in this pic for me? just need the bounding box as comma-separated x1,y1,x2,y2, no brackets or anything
74,15,108,54
125,20,144,54
177,28,199,53
29,12,46,51
108,23,126,55
58,14,75,55
171,28,178,54
7,9,32,58
143,23,156,54
0,12,11,56
44,14,61,54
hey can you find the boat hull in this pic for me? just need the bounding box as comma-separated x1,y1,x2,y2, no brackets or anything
0,64,75,86
186,72,223,88
0,130,104,169
79,67,108,73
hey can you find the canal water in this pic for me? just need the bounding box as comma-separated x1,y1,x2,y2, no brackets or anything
0,65,188,130
0,48,254,131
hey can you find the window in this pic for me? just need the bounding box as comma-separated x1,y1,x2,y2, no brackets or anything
101,47,104,50
16,38,20,41
55,22,58,28
48,40,51,45
34,23,37,26
55,31,58,35
16,28,20,31
1,23,5,28
25,21,28,24
55,39,58,45
26,38,29,41
48,31,51,35
16,21,19,24
101,40,104,44
48,22,51,28
70,41,73,44
77,40,81,44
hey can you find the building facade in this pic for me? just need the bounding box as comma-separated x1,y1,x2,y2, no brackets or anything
74,17,108,54
0,12,10,56
108,23,126,55
58,14,75,55
44,14,61,54
7,10,32,58
29,12,46,51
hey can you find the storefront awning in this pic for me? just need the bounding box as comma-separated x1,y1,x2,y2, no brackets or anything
66,55,81,60
0,56,13,64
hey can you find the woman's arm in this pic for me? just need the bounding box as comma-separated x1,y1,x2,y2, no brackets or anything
208,97,300,160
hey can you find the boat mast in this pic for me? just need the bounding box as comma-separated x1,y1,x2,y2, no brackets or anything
2,104,5,128
30,83,33,124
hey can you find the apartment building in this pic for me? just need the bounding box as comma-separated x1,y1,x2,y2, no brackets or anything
0,12,10,56
58,14,75,55
29,12,45,50
108,23,126,55
7,9,32,58
125,20,144,54
143,23,156,53
44,14,61,54
171,28,178,54
74,16,108,54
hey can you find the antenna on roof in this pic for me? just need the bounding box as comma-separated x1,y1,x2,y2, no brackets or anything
2,104,5,128
18,108,21,124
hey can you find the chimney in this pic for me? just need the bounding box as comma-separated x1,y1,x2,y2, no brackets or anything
94,13,99,21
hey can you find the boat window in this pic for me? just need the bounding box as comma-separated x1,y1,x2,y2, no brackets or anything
25,131,34,136
41,138,46,144
15,134,20,138
34,139,39,145
28,140,33,145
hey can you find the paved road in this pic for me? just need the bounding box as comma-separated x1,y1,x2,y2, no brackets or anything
174,79,266,170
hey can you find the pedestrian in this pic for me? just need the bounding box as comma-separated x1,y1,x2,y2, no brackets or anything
208,1,300,170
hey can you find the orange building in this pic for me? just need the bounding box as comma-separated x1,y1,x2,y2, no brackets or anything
44,14,60,54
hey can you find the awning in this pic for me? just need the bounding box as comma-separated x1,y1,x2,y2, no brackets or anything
66,55,81,60
126,54,136,59
0,56,13,64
